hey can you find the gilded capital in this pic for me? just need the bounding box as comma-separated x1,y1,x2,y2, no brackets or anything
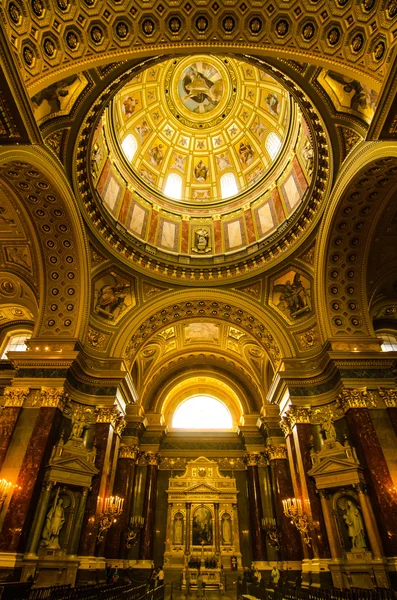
266,444,288,461
378,388,397,408
337,387,376,412
95,406,123,429
3,387,30,407
40,388,68,410
119,444,139,460
243,452,262,467
279,417,292,437
145,451,161,466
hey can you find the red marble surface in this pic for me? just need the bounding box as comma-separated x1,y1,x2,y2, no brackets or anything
118,188,132,225
96,159,112,196
244,209,256,244
0,407,62,553
0,406,21,472
147,210,159,245
387,407,397,439
214,220,222,254
181,220,189,254
139,464,158,560
246,465,267,561
78,422,113,556
105,457,135,559
270,459,302,560
292,156,309,190
295,424,330,559
346,408,397,555
272,188,285,223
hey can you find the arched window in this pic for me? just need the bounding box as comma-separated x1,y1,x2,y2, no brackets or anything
1,332,32,359
121,134,138,162
164,173,182,200
172,395,233,429
220,173,238,199
378,333,397,352
265,132,282,159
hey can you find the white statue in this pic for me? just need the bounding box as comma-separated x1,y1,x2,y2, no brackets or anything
343,500,366,550
174,515,183,545
221,514,232,545
41,492,65,549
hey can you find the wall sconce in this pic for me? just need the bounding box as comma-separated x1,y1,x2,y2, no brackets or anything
97,495,124,543
0,478,16,507
261,517,280,551
282,498,311,547
126,515,144,548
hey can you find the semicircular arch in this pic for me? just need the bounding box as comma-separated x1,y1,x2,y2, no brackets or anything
315,141,397,344
0,146,90,342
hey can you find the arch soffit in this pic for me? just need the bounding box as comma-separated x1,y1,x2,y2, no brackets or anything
315,141,397,342
142,353,263,415
151,369,250,426
111,288,294,368
0,146,90,342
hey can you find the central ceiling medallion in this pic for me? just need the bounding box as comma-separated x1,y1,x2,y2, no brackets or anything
165,55,237,129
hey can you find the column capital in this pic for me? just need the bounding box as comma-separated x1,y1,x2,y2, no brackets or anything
143,451,161,466
337,387,376,412
243,452,266,467
266,444,288,461
95,405,125,432
378,387,397,408
119,444,139,459
280,406,311,436
38,387,68,410
3,387,30,407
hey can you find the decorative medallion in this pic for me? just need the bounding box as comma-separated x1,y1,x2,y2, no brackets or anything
249,17,262,34
116,22,129,39
373,41,385,61
327,27,340,46
302,23,315,41
9,3,22,25
351,33,364,53
275,19,289,37
31,0,44,17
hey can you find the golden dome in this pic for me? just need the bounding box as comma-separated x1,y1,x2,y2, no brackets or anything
89,55,317,265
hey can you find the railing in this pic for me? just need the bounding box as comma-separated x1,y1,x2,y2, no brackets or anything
13,581,153,600
237,580,396,600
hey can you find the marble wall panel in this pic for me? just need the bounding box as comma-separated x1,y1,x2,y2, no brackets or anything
223,218,246,251
147,210,159,245
158,218,179,252
0,407,21,471
244,208,256,244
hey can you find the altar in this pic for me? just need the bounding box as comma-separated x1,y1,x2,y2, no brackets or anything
163,457,241,577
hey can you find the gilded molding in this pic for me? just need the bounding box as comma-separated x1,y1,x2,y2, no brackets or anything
337,387,376,412
119,444,139,460
378,388,397,408
40,388,68,410
266,445,288,461
3,387,30,407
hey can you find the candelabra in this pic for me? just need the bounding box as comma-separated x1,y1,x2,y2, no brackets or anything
126,515,145,548
261,517,281,551
97,495,124,543
0,478,15,507
282,498,311,547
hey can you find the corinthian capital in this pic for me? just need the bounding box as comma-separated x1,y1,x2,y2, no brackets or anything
337,387,376,412
95,406,123,429
3,387,30,407
266,445,288,461
144,451,161,466
378,387,397,408
40,387,68,410
119,444,139,460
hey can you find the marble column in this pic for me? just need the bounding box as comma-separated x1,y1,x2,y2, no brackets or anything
291,416,330,559
345,406,397,556
355,484,384,559
25,481,54,555
0,387,28,470
245,453,267,562
0,389,66,553
378,388,397,438
318,490,341,559
105,444,138,559
139,452,159,560
214,503,220,553
268,445,301,561
78,407,120,557
185,502,191,554
69,487,90,555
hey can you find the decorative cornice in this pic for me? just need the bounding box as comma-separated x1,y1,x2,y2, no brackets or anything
266,445,288,461
378,387,397,408
3,387,30,407
337,387,377,412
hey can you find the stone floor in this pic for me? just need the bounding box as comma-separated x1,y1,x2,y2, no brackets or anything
165,583,237,600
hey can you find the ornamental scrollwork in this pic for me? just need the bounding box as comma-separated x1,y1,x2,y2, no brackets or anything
3,387,30,407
